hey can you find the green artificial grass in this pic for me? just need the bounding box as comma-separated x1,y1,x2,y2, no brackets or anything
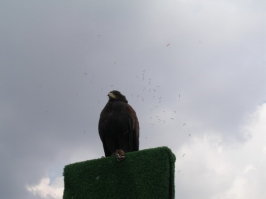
63,146,176,199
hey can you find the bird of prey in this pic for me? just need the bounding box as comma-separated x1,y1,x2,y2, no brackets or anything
98,90,139,161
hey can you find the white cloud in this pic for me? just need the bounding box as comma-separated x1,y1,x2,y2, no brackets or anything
26,177,63,199
175,103,266,199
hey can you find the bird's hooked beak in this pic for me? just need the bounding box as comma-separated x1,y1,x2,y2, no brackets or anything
108,92,116,99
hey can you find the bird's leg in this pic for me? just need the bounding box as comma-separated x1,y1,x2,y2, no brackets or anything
112,149,125,161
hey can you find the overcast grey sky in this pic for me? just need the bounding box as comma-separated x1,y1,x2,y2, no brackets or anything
1,0,266,198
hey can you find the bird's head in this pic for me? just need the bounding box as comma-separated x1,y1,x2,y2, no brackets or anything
108,90,128,103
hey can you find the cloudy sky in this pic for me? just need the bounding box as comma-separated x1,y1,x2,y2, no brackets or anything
1,0,266,198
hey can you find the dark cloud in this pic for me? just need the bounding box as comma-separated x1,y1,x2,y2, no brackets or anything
0,0,265,198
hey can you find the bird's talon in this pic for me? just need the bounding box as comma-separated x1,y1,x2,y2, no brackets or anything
114,150,125,161
116,154,125,161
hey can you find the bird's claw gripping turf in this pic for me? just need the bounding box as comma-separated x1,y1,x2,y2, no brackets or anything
112,149,125,161
115,153,125,161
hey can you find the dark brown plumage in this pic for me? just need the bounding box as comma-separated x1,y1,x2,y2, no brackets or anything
98,90,139,159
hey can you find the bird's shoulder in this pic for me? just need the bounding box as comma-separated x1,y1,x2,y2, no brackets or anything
113,102,137,116
102,101,130,111
100,101,136,119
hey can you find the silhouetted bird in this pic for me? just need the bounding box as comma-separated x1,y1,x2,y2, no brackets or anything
98,90,139,161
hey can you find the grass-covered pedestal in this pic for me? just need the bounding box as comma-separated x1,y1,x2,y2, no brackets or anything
63,146,176,199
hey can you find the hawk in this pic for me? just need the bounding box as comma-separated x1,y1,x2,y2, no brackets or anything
98,90,139,160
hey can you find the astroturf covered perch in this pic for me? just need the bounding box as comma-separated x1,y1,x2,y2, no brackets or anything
63,146,176,199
